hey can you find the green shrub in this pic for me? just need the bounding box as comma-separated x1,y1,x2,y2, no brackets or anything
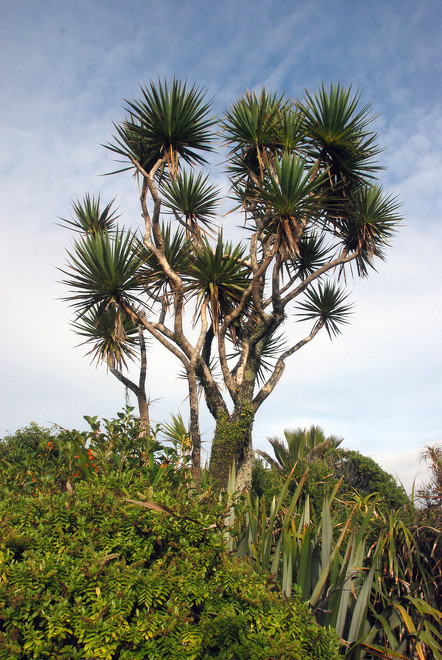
0,409,171,496
251,457,285,499
253,448,410,514
0,474,339,659
0,423,60,493
252,457,341,514
332,449,410,510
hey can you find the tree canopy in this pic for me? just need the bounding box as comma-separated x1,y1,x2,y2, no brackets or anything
61,79,401,487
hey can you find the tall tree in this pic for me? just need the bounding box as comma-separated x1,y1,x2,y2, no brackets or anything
61,195,150,431
61,79,401,487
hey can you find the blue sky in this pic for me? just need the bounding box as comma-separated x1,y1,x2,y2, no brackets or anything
1,0,441,492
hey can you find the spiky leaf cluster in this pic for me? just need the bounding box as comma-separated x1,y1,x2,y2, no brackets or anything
161,169,221,235
296,281,353,338
61,229,143,315
224,83,398,264
60,194,120,235
107,78,216,175
185,235,251,329
74,304,140,370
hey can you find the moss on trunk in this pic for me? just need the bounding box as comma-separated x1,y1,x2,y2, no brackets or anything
209,403,254,489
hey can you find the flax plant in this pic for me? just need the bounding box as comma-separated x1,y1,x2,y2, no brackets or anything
225,468,442,659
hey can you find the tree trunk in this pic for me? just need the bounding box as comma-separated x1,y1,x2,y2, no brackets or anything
207,346,262,490
109,365,150,433
187,371,201,487
137,390,150,434
137,326,150,434
209,401,255,490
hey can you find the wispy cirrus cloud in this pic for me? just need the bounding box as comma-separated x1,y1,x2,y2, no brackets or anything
1,0,440,494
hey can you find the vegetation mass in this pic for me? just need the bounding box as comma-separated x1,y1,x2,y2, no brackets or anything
1,79,440,659
60,78,402,489
0,414,440,659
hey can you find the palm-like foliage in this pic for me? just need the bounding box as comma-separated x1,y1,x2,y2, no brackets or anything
258,426,343,473
223,89,288,181
161,169,220,235
185,234,251,331
334,185,402,276
60,229,143,315
107,78,216,174
256,154,326,256
296,280,353,338
60,194,120,235
73,304,140,370
288,231,331,281
277,105,305,154
298,83,383,188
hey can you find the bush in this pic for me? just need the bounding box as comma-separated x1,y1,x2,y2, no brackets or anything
332,449,410,510
0,423,60,493
0,471,339,659
252,458,340,516
252,448,409,514
0,409,169,496
251,457,285,499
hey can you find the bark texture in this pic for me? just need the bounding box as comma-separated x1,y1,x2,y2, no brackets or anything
209,405,255,489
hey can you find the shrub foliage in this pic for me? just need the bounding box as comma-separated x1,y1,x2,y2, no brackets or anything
0,421,339,660
1,413,440,659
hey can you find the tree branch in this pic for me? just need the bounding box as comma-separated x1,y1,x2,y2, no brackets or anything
109,364,140,397
282,250,358,306
138,325,147,394
121,301,190,368
252,320,324,411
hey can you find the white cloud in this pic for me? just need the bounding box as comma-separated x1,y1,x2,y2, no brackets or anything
1,1,440,494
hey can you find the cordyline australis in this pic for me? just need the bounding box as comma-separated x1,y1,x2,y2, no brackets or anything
61,79,402,488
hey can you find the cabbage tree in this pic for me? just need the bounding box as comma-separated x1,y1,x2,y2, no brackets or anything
61,79,401,487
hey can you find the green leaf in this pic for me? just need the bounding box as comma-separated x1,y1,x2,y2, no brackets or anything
223,88,288,180
60,194,120,235
60,229,143,314
347,555,379,644
161,169,220,234
298,82,383,187
73,304,140,369
184,233,251,331
333,185,402,276
296,280,353,338
106,78,216,173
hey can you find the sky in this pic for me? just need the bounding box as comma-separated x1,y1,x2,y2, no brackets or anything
1,0,441,494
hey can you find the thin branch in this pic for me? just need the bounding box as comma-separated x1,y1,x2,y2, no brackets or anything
252,320,324,411
232,334,251,388
121,301,190,368
135,158,193,359
192,299,210,366
282,250,358,306
128,154,151,180
263,259,299,310
138,325,147,394
217,329,237,399
109,363,140,397
158,296,167,325
215,238,278,398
